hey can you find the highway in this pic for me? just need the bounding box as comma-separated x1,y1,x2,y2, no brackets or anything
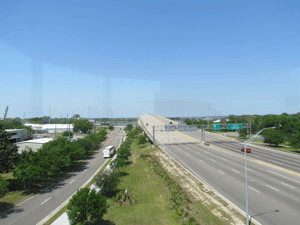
139,114,300,225
0,128,125,225
181,130,300,173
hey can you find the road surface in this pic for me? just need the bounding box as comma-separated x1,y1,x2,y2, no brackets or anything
0,128,125,225
139,114,300,225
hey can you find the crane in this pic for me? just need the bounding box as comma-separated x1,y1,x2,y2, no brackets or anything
2,106,9,120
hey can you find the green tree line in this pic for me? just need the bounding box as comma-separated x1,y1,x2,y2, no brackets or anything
12,129,107,189
67,125,142,224
185,113,300,148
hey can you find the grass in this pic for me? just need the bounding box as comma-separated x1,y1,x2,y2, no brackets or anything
103,141,180,225
278,146,300,153
0,172,27,215
0,173,26,203
104,140,225,225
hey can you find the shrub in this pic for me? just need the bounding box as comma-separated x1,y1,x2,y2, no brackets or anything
67,188,108,225
95,173,119,197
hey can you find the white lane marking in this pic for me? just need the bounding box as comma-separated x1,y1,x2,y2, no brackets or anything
218,170,225,175
266,184,280,192
221,158,228,162
41,197,51,205
70,179,75,184
231,168,239,174
249,186,261,194
281,182,295,189
199,159,204,163
210,159,217,163
267,170,300,184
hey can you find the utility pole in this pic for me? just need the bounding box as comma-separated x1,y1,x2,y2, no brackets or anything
49,109,51,124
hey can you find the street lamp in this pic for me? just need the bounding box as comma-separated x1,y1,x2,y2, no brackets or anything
243,126,276,225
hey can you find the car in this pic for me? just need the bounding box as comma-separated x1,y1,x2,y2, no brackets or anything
241,148,251,153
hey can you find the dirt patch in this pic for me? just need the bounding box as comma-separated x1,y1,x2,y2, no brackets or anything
154,148,245,225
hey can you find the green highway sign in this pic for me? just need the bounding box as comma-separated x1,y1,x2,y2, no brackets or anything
228,124,243,130
213,124,221,130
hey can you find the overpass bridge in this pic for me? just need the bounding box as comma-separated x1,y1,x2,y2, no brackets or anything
138,114,199,145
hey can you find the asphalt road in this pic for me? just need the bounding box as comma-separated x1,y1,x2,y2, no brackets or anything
0,128,125,225
181,130,300,173
163,142,300,225
139,114,300,225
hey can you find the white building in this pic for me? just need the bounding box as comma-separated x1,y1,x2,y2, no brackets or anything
24,123,74,133
16,138,54,153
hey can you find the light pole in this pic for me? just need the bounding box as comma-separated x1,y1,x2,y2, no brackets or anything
243,126,276,225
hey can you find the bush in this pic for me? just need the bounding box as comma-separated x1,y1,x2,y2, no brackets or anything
67,188,108,225
95,173,119,197
62,131,73,138
262,129,285,147
138,135,147,145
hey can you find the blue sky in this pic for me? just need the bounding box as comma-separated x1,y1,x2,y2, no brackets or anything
0,0,300,118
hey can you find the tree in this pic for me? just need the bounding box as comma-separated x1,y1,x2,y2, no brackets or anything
73,119,93,134
67,188,108,225
262,129,285,147
125,124,133,132
113,157,127,172
0,124,19,173
0,175,8,198
289,132,300,149
62,131,73,138
95,173,119,197
238,129,247,138
13,150,49,189
138,135,147,145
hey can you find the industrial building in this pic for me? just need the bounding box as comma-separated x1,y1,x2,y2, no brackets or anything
24,123,74,133
16,138,54,153
5,129,27,142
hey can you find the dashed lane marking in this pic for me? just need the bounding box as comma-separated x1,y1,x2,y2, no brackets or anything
266,184,280,192
281,182,295,189
249,186,261,194
231,168,239,174
41,197,51,205
267,170,300,184
218,170,225,175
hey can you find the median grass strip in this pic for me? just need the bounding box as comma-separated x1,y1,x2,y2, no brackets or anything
103,138,226,225
103,141,180,225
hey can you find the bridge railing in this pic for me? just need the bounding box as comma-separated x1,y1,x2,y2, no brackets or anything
138,117,154,143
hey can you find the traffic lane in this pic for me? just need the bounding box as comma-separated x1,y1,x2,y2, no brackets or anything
174,143,300,198
163,143,300,225
1,131,122,225
166,143,300,202
166,143,298,225
204,133,300,173
181,130,300,173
